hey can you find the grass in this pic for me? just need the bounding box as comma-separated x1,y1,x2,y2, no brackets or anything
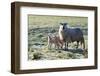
28,15,87,27
28,15,88,60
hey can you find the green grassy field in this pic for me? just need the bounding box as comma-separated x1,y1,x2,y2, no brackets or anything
28,15,88,60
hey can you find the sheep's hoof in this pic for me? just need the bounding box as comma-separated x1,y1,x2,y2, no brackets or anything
64,48,68,51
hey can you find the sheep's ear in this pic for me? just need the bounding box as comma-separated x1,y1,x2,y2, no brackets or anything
60,23,63,25
65,23,67,25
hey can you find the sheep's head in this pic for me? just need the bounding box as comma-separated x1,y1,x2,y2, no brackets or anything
60,23,68,30
59,23,68,40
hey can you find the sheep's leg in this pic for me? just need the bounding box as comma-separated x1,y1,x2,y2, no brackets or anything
56,44,60,50
61,44,63,49
76,41,79,49
47,43,50,49
57,45,59,49
64,42,67,51
55,44,57,49
64,42,68,51
60,41,63,49
49,43,52,50
67,42,68,50
47,40,51,49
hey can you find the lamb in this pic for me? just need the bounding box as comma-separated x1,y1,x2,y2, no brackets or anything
47,34,64,49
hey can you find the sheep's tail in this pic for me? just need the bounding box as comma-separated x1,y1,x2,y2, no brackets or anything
81,37,85,50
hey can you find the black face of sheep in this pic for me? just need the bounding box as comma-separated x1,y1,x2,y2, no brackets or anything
60,23,68,30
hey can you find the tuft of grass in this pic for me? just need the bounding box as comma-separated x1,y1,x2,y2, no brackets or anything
32,52,42,60
67,53,73,58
